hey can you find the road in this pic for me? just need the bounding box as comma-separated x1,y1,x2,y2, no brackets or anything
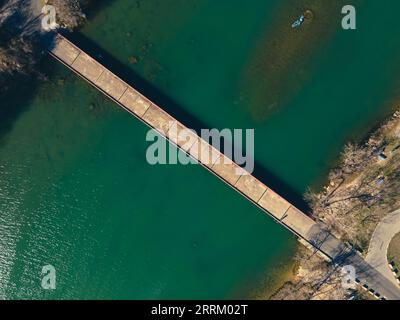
306,221,400,299
366,209,400,287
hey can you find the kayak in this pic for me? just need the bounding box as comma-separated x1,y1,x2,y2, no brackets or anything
291,14,305,28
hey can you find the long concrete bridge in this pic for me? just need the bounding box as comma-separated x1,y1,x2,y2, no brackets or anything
49,34,400,300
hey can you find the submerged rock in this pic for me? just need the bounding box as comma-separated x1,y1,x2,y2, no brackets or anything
128,56,139,64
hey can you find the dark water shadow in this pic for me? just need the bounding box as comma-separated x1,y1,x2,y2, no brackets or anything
0,75,37,145
82,0,116,21
0,72,42,146
62,31,311,214
0,0,116,145
253,164,310,213
64,32,208,132
0,25,60,145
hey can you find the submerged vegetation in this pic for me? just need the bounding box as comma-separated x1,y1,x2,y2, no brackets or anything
242,0,362,121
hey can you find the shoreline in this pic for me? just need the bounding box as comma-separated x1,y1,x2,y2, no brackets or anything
2,1,400,300
250,245,299,300
271,108,400,300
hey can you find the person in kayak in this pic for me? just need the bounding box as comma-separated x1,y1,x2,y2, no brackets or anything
291,14,305,28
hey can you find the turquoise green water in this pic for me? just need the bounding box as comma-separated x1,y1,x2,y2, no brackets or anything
77,0,400,194
0,61,295,299
1,0,400,299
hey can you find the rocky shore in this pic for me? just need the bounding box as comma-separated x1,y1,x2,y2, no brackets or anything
0,0,86,91
273,109,400,300
308,110,400,251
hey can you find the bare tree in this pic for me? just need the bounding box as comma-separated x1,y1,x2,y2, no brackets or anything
0,0,86,89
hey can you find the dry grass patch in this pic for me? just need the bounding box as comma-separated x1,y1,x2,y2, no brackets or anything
388,232,400,269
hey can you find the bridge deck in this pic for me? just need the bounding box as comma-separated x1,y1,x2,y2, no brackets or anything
49,34,400,300
50,35,318,243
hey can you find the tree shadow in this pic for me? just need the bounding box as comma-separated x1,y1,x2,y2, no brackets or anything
0,56,57,147
253,164,311,213
0,0,117,145
0,75,34,144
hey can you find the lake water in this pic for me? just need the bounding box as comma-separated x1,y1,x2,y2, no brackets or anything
0,0,399,299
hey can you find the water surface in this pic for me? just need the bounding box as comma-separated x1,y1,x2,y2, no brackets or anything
1,0,400,299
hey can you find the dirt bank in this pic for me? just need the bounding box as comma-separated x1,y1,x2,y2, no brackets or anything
273,109,400,300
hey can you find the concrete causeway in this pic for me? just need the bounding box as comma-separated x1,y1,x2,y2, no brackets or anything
49,34,400,300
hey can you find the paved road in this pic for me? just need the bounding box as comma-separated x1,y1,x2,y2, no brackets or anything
306,222,400,300
366,209,400,287
349,254,400,299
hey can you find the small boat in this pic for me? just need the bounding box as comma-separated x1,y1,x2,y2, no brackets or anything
291,14,305,28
